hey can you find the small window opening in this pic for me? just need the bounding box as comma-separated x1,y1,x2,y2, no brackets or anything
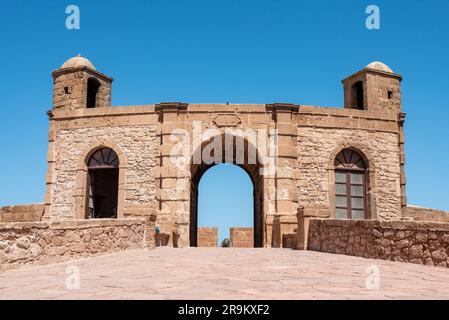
351,81,364,110
86,78,101,108
388,90,393,99
64,87,70,94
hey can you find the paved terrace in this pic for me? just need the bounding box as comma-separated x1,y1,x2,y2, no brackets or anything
1,248,449,300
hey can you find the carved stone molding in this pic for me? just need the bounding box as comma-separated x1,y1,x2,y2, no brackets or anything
212,113,242,127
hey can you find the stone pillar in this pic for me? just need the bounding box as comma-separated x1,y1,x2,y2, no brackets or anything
296,206,310,250
266,103,299,247
155,102,190,247
41,112,56,222
144,214,157,248
398,112,407,217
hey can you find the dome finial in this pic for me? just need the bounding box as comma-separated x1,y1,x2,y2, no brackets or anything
60,55,96,70
366,61,394,73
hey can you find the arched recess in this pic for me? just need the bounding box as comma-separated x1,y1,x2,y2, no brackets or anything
190,134,265,247
75,141,127,219
327,144,376,219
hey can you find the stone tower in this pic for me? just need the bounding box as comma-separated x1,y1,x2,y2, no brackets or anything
342,61,407,214
43,55,114,221
51,55,113,110
342,61,402,114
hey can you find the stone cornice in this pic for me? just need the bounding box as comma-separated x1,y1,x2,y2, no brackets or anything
52,66,114,82
341,68,402,83
155,102,189,112
266,103,300,112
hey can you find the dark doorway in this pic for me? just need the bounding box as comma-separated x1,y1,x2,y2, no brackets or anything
86,78,101,108
351,81,364,110
86,148,120,219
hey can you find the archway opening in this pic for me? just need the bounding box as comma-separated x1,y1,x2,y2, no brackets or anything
197,164,254,247
190,135,264,248
86,148,119,219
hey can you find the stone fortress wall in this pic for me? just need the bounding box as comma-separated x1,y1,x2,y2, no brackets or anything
0,219,146,272
230,228,254,248
42,58,409,250
307,218,449,268
197,227,218,247
0,204,45,223
404,206,449,222
1,56,449,271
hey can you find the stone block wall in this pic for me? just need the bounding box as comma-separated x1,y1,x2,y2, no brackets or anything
0,204,45,223
296,125,402,220
230,228,254,248
53,70,87,110
50,124,158,220
45,102,405,248
282,232,298,249
197,227,218,247
52,69,112,110
0,218,145,272
308,219,449,268
404,206,449,223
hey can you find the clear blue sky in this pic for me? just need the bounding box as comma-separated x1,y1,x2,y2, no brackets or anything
199,165,253,242
0,1,448,238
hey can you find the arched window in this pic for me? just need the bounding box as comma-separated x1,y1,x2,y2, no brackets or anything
86,148,119,219
86,78,101,108
351,81,364,110
334,149,367,220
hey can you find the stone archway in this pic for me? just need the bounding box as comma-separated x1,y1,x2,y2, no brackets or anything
154,102,301,248
189,134,265,248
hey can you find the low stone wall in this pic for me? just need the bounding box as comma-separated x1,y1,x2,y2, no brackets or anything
230,228,253,248
282,233,298,249
0,218,145,272
405,206,449,223
308,219,449,268
0,204,45,223
197,227,218,247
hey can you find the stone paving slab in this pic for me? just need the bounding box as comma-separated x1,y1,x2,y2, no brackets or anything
1,248,449,300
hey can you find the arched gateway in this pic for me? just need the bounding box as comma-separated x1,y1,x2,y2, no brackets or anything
43,56,407,248
189,134,265,247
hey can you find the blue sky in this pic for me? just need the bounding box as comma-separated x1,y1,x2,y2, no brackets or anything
198,165,253,242
0,1,448,239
